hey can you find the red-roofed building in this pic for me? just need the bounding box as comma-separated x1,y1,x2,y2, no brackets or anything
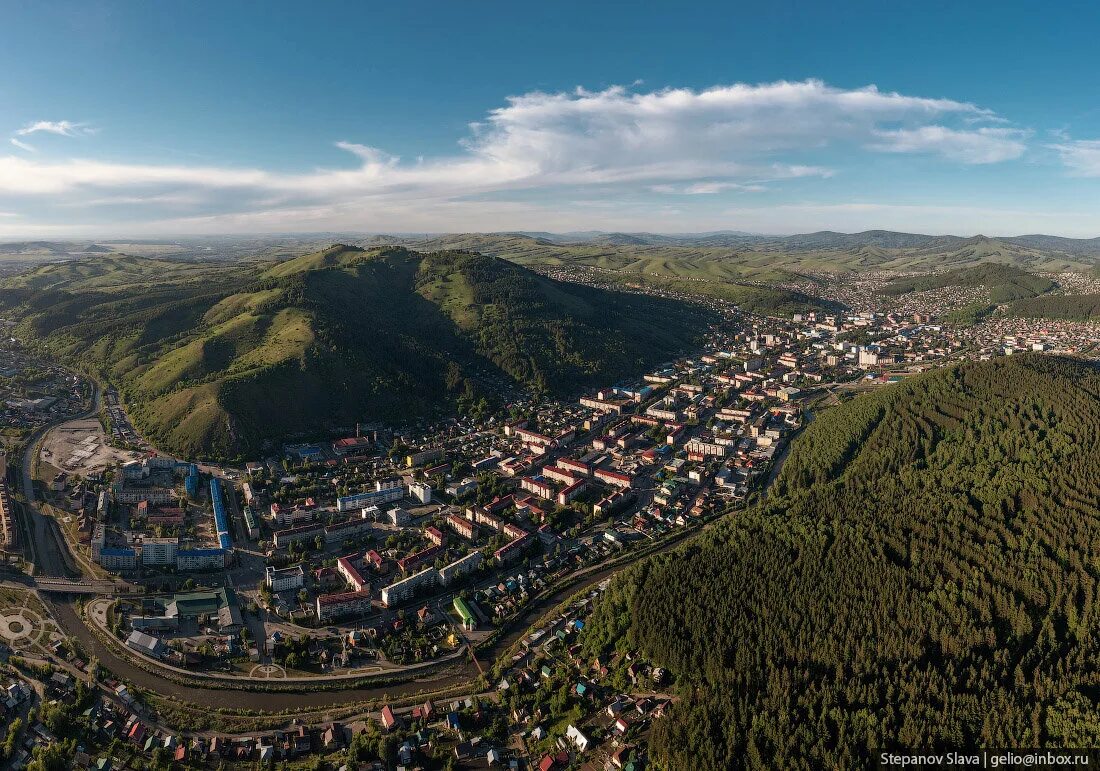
337,555,369,592
557,478,589,505
425,526,445,546
315,590,372,623
446,513,477,540
595,468,635,489
397,544,443,573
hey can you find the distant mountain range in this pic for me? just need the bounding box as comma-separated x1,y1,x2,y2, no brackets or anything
509,229,1100,255
9,229,1100,262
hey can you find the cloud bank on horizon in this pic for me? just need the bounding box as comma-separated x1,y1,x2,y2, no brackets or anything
0,79,1097,237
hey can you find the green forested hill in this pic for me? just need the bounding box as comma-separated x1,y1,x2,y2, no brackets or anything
0,246,713,458
883,263,1057,303
1009,293,1100,321
583,355,1100,769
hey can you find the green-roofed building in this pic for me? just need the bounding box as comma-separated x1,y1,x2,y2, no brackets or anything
453,597,476,630
156,587,240,622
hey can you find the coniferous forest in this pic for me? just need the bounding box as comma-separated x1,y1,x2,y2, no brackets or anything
582,355,1100,769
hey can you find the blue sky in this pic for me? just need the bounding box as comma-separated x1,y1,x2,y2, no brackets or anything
3,0,1100,236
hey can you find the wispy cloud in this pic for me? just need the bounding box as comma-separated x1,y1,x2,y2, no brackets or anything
1049,137,1100,176
9,138,35,153
0,80,1033,232
871,126,1029,164
15,120,93,137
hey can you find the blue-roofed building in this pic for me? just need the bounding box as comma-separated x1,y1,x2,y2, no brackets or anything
210,478,233,551
99,547,137,571
185,464,201,498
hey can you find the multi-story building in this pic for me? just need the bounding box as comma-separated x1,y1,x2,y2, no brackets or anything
445,512,477,540
140,537,178,566
406,447,444,467
337,555,369,592
324,517,373,544
99,547,138,571
96,490,111,521
408,482,432,504
594,489,634,516
594,468,635,489
242,505,260,539
265,564,305,592
396,544,442,574
90,523,106,561
520,476,555,500
381,567,439,607
557,478,588,505
542,465,578,485
438,551,483,585
175,548,227,572
316,591,372,623
425,526,445,547
514,427,554,447
557,458,592,477
113,484,175,506
270,503,316,528
494,533,530,565
336,483,403,512
386,506,411,526
685,437,728,457
273,522,325,550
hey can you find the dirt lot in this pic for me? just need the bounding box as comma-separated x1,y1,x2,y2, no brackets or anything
40,417,140,476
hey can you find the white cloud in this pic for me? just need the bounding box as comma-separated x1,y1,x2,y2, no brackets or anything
9,138,35,153
0,80,1030,233
870,126,1028,163
652,181,767,195
1050,138,1100,176
15,120,92,137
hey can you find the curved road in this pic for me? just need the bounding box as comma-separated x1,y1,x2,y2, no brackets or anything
45,516,705,711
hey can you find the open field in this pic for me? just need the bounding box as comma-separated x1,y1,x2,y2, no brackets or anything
41,417,139,477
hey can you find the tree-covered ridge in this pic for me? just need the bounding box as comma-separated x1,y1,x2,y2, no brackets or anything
0,247,713,457
1009,293,1100,321
582,355,1100,769
883,263,1056,303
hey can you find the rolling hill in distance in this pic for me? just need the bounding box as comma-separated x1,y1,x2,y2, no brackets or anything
580,355,1100,768
0,245,715,458
1,229,1098,458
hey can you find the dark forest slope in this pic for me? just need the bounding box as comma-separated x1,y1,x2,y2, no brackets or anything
583,355,1100,769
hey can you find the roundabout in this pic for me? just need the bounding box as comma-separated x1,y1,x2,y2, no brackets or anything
0,611,36,642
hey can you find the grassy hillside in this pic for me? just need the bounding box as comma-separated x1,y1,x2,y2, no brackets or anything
883,262,1057,303
582,356,1100,768
385,232,1097,277
0,246,713,458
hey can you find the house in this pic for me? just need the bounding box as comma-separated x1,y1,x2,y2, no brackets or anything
125,630,166,659
380,705,398,732
566,724,589,752
321,723,344,750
